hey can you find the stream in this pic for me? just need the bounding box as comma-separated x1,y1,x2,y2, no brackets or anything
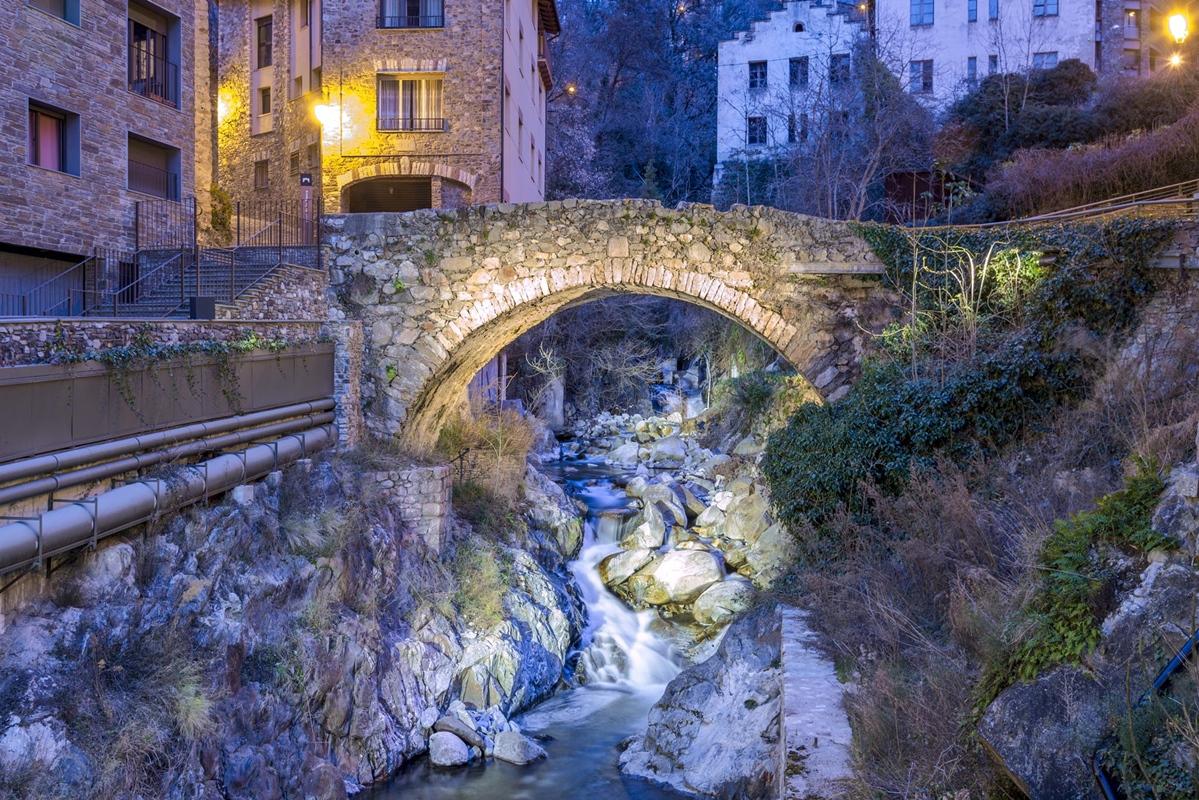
373,457,690,799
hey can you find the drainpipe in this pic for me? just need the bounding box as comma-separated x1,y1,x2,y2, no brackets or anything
0,425,333,577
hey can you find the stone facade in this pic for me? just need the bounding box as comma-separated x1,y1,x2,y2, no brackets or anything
0,0,209,258
325,198,899,447
0,319,325,367
367,464,453,553
215,0,557,213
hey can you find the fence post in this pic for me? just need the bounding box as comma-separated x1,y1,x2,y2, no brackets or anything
179,252,185,307
134,201,140,252
278,209,284,266
236,202,241,249
229,248,235,303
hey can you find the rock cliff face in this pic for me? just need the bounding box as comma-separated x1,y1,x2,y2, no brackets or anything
979,463,1199,797
619,605,782,798
0,456,585,799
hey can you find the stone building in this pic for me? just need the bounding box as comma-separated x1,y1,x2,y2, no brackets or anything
0,0,213,310
215,0,559,212
715,0,867,183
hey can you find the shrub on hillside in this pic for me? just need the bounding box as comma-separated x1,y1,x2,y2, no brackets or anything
436,408,533,501
986,106,1199,217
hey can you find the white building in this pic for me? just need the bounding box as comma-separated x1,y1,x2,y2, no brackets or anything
716,0,1180,171
716,0,867,179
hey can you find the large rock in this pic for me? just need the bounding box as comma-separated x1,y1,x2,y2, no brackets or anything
745,523,796,587
642,550,723,605
432,716,484,749
428,731,471,767
608,441,641,465
523,465,585,558
640,485,688,528
492,731,547,765
721,493,773,544
620,605,781,796
598,548,657,586
620,504,668,549
649,435,687,466
692,578,756,627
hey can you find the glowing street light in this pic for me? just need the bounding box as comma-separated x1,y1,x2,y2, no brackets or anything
312,102,340,128
565,83,578,96
1169,52,1184,67
1168,12,1190,44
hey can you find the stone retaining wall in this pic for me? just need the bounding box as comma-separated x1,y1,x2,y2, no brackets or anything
0,319,326,367
216,264,330,322
367,464,453,554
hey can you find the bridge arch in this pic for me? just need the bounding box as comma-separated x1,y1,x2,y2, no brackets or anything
326,199,899,449
334,160,479,212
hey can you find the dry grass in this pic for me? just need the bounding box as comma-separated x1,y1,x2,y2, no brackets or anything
437,407,534,501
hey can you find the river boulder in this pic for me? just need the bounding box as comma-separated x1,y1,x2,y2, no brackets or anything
607,441,641,465
692,578,756,627
598,548,657,586
428,731,471,767
641,550,723,605
641,485,688,527
721,493,773,544
649,435,687,466
620,504,668,549
492,731,547,765
745,523,796,587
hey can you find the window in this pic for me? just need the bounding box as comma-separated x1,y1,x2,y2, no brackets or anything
967,56,978,83
830,53,851,85
377,75,445,130
378,0,444,28
910,0,933,26
301,0,311,27
968,0,977,21
747,115,767,146
909,59,933,93
128,134,180,199
988,54,998,73
1032,51,1058,69
256,16,273,68
307,142,319,168
29,0,80,25
28,102,79,175
789,56,809,88
128,3,180,106
254,159,270,190
259,86,271,115
1122,48,1142,72
748,61,768,89
1124,9,1140,39
793,21,805,32
1032,0,1057,16
988,0,998,19
787,113,808,143
289,151,300,175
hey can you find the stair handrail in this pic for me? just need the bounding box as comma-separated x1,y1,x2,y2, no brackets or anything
86,251,188,317
17,253,96,317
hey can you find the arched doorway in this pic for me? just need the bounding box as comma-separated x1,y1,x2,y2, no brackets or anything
342,177,433,213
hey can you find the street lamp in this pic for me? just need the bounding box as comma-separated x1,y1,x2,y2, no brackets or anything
312,102,340,129
1168,12,1189,44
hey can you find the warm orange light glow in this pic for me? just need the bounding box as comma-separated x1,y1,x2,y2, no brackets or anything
1169,52,1184,67
1168,12,1190,43
313,102,340,128
566,83,577,95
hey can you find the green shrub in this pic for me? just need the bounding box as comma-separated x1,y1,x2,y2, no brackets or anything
451,538,513,630
975,463,1168,710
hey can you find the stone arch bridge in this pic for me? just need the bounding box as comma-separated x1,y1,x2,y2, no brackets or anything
326,199,901,448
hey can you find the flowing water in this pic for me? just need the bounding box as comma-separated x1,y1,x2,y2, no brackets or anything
374,457,688,799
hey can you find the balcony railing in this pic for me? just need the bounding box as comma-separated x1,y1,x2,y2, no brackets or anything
377,116,447,132
128,45,180,107
377,14,443,27
129,160,181,201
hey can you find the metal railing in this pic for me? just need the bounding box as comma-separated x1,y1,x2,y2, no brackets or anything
6,254,95,317
129,160,181,201
376,13,443,27
128,45,180,107
376,116,447,132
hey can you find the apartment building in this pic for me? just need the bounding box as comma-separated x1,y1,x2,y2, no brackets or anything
716,0,867,175
716,0,1185,171
875,0,1180,106
0,0,212,308
216,0,559,212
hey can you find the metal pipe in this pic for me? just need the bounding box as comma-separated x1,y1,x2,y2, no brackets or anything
0,399,334,485
0,425,333,577
0,411,334,506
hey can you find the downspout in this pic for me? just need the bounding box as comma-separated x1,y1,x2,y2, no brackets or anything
0,425,334,577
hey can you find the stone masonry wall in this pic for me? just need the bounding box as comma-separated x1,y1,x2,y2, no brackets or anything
0,0,203,256
326,199,899,447
366,464,453,553
0,319,325,366
215,264,329,320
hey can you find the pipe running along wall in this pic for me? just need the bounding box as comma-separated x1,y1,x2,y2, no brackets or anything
0,425,334,578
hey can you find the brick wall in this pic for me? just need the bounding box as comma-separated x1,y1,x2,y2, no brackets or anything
0,0,204,256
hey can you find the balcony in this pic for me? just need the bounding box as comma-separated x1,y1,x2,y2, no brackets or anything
377,13,443,27
377,116,447,132
128,45,180,107
538,32,553,89
129,160,180,200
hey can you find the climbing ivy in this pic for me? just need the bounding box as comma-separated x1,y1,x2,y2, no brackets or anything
973,463,1169,712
